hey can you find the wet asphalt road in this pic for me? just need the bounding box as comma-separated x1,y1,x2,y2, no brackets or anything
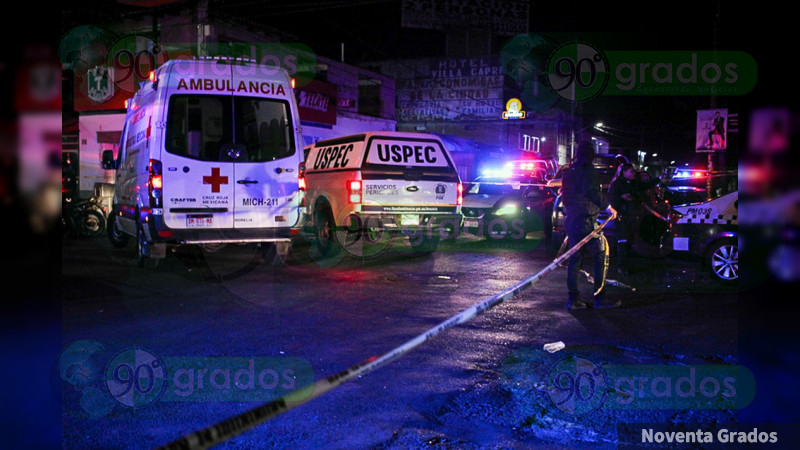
61,231,737,449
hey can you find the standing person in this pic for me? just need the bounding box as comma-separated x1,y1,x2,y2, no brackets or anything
608,163,662,274
607,163,637,274
562,142,619,310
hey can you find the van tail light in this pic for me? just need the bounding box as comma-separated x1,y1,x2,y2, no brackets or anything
148,159,163,207
298,162,306,191
348,179,362,204
457,182,463,206
298,163,306,207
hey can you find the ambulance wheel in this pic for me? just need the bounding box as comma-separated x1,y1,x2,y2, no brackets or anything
260,242,288,266
136,225,159,269
107,213,130,248
707,238,738,283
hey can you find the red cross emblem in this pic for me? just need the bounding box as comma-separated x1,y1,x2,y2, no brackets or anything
203,167,228,193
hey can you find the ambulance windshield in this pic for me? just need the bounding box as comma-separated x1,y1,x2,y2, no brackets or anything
165,95,295,162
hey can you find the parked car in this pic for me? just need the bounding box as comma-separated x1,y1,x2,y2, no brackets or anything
669,190,738,283
461,174,554,242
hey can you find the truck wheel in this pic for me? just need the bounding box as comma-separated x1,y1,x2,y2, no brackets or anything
409,232,440,254
107,213,130,248
136,225,159,268
313,205,339,260
707,238,738,282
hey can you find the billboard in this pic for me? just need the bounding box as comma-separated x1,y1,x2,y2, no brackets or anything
400,0,529,36
696,108,728,152
396,56,504,122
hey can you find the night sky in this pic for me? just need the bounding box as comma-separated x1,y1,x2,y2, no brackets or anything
60,0,790,166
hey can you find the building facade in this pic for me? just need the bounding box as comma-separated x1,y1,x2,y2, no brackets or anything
62,5,396,197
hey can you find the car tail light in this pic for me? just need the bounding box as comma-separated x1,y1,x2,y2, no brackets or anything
348,180,362,204
457,182,463,206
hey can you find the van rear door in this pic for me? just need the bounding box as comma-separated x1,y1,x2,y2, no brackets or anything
361,136,460,221
161,79,237,230
229,90,299,229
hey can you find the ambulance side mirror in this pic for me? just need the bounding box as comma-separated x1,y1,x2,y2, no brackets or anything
101,150,118,170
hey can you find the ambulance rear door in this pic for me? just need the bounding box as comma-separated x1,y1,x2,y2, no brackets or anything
160,62,236,230
229,68,300,229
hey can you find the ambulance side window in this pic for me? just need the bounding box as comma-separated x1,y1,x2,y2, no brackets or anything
165,95,231,162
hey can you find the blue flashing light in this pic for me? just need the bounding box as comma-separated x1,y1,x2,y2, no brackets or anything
481,168,513,178
675,169,707,179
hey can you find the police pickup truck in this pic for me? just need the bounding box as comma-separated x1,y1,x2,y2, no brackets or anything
670,190,738,283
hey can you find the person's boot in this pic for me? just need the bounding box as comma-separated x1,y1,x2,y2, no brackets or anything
593,292,621,309
566,293,588,310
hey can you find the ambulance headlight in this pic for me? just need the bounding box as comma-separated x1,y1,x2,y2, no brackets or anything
493,204,519,216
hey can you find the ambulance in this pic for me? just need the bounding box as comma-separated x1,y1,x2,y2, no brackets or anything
302,132,463,256
101,57,305,267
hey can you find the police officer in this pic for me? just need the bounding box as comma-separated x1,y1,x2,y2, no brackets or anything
608,163,637,273
608,163,662,274
562,142,619,309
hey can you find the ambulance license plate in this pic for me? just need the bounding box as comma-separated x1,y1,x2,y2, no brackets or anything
400,214,419,226
187,215,213,228
464,218,479,228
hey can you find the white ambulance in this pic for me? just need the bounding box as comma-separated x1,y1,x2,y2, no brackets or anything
101,57,305,267
303,132,463,256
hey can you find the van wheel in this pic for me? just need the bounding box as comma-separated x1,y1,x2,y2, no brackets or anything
107,213,130,248
260,242,289,266
136,225,159,268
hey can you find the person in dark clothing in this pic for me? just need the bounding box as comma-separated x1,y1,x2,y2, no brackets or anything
608,163,637,273
562,142,618,310
607,163,662,274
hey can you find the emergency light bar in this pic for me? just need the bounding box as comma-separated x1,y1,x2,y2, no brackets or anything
674,169,707,179
481,168,513,178
198,55,257,63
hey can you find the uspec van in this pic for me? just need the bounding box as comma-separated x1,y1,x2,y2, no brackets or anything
303,132,463,255
101,57,304,267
